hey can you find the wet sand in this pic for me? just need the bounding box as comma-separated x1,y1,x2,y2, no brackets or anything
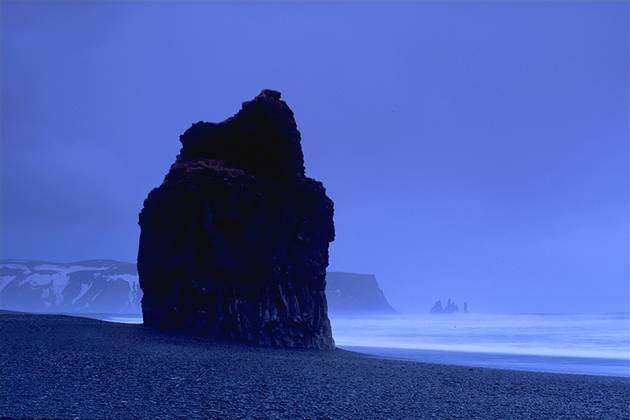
1,312,628,419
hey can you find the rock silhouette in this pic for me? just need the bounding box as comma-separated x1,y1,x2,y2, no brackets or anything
430,298,464,314
326,272,396,315
138,90,335,349
430,300,444,314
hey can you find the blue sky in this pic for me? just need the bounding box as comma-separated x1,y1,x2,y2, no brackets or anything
1,1,628,313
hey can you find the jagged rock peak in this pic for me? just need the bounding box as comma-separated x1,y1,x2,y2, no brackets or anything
177,89,305,179
256,88,282,100
430,298,463,314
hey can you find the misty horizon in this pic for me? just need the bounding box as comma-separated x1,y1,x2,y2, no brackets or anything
1,4,630,418
1,1,628,314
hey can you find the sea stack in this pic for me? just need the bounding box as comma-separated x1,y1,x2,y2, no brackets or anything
137,90,335,349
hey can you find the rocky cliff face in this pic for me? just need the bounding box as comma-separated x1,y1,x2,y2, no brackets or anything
1,260,396,318
138,90,335,349
326,272,395,315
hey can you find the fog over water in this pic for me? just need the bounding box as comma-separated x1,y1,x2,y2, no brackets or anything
104,313,630,376
1,2,628,314
336,313,630,376
332,313,630,360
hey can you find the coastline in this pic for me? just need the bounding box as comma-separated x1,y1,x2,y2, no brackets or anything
341,345,630,378
88,312,630,377
1,312,628,419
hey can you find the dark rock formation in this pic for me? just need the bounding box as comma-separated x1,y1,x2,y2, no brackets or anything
444,298,459,313
2,259,396,319
326,272,395,315
430,300,444,314
430,298,462,314
137,90,335,349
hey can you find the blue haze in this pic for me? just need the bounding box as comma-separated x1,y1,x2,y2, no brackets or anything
105,312,630,377
1,2,628,313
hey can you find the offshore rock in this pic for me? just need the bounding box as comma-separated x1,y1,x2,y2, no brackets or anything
138,90,335,349
430,300,444,314
430,298,461,314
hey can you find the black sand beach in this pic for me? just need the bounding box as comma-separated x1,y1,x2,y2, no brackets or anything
1,312,628,419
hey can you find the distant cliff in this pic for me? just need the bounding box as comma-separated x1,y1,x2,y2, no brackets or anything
0,261,394,316
326,272,395,315
0,260,140,314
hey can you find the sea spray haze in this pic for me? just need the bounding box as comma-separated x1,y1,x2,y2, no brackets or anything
1,1,628,315
101,311,630,377
1,2,629,418
2,258,626,376
332,313,630,376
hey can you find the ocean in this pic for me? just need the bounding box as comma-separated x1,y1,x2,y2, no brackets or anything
332,313,630,377
104,312,630,377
